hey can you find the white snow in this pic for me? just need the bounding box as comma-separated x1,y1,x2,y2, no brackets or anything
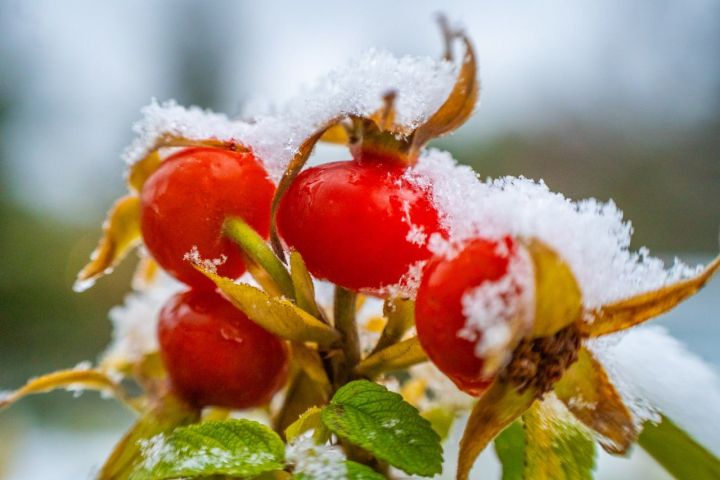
103,267,184,367
460,243,534,366
285,432,347,480
405,149,701,308
590,326,720,456
124,49,456,182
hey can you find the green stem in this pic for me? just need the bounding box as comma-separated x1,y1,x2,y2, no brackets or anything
333,287,361,377
223,217,295,299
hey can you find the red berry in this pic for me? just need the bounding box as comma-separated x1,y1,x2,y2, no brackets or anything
158,289,289,409
141,147,275,289
276,158,442,293
415,237,530,396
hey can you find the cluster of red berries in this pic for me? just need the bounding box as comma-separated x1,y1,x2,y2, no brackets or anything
141,143,526,409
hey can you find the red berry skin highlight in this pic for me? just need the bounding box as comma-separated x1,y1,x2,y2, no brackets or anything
158,289,289,410
276,158,442,294
141,147,275,290
415,237,519,396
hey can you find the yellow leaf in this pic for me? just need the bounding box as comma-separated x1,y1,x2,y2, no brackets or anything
354,336,427,379
0,367,135,412
198,269,340,347
291,342,331,390
411,32,478,156
371,297,415,354
131,255,160,290
273,371,329,439
284,406,323,443
582,255,720,337
289,249,324,319
75,195,142,291
457,381,535,480
99,392,199,480
554,347,637,454
525,238,583,338
127,151,162,193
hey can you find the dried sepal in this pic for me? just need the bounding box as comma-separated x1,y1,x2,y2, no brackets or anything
554,347,637,454
131,255,160,290
74,195,142,291
354,336,428,379
319,122,351,144
270,118,343,258
195,267,340,347
0,366,137,412
582,255,720,337
457,381,536,480
524,238,583,338
369,297,415,355
127,150,162,193
410,30,478,157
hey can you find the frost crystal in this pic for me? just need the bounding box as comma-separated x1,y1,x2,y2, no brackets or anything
406,149,700,308
286,433,347,480
183,245,227,274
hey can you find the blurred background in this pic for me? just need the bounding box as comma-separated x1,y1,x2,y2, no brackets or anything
0,0,718,478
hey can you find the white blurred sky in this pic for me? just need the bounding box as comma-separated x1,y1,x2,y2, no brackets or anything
0,0,718,222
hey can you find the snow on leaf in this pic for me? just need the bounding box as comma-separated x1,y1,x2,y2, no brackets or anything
321,380,442,477
130,419,284,480
286,433,347,480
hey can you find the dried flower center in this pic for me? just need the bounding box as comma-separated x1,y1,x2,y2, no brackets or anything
499,324,581,398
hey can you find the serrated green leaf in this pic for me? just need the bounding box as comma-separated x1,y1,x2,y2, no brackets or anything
345,461,386,480
130,419,285,480
320,380,442,477
639,414,720,480
494,421,524,480
523,400,595,480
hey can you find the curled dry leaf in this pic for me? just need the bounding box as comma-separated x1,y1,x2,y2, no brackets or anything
457,381,536,480
354,336,428,379
74,195,142,291
582,255,720,337
196,267,340,348
554,347,637,454
524,238,583,338
0,367,136,412
289,249,325,320
127,151,162,193
410,33,478,157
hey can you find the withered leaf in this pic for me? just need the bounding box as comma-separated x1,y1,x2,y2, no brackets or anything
273,371,329,438
554,347,637,454
289,249,324,319
457,381,536,480
75,195,142,291
524,238,583,338
354,336,427,379
371,297,415,354
127,151,162,193
582,255,720,337
291,342,331,390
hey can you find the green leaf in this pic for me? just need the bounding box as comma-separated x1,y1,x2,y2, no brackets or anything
345,461,386,480
494,421,524,480
293,461,384,480
523,400,595,480
130,419,285,480
223,216,295,299
320,380,442,476
639,414,720,480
